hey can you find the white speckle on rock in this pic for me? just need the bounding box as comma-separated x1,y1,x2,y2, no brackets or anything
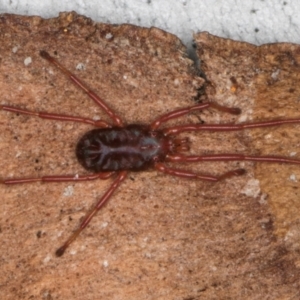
105,33,113,39
43,255,51,264
24,56,32,66
289,174,297,182
264,133,272,139
55,123,62,130
271,68,280,80
63,185,74,196
92,115,101,121
12,46,19,53
211,265,217,271
101,222,108,228
258,193,268,205
76,63,85,70
174,78,180,85
57,231,63,237
70,249,77,255
103,260,109,267
241,178,261,198
284,229,294,241
238,114,248,123
48,68,54,75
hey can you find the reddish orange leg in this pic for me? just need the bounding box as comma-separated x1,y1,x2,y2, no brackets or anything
156,153,300,182
56,171,127,257
0,105,111,127
163,118,300,135
40,51,123,127
1,172,115,184
150,102,241,130
155,162,245,181
167,154,300,165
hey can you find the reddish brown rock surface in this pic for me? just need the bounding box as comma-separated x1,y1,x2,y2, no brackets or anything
0,12,299,300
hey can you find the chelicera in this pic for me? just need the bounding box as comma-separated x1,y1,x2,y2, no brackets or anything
2,51,300,256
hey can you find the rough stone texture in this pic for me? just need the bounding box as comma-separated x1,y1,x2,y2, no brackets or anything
195,32,300,299
0,12,299,300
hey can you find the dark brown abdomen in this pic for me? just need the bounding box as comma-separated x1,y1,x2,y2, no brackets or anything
76,125,168,172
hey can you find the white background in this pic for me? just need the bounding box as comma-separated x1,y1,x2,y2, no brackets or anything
0,0,300,50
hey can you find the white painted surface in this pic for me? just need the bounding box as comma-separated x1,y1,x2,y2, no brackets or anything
0,0,299,47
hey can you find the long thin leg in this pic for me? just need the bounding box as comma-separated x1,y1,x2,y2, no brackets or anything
154,162,245,182
167,154,300,165
56,171,127,257
40,51,123,127
1,105,111,127
1,172,115,184
164,118,300,135
150,102,241,130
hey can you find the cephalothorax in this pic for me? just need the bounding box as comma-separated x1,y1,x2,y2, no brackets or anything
2,51,300,256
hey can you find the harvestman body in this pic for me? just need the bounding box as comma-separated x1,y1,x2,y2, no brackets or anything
1,51,300,256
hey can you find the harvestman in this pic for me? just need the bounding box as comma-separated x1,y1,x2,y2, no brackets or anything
1,51,300,256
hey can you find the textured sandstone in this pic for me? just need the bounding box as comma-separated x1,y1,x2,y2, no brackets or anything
0,12,299,300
